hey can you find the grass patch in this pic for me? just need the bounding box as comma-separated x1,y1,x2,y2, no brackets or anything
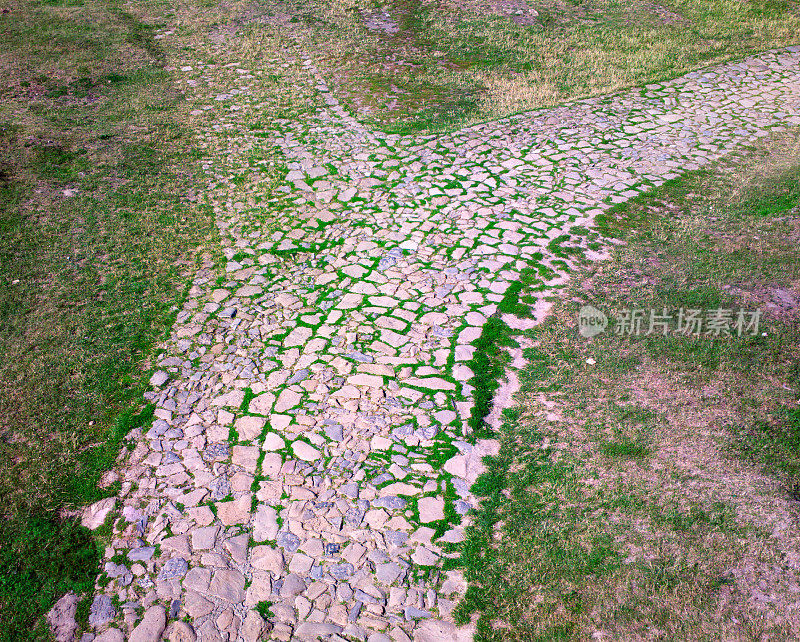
598,439,650,459
466,316,518,438
0,516,99,639
256,600,275,620
732,406,800,494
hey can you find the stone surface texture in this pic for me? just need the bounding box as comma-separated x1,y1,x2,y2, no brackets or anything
87,27,800,642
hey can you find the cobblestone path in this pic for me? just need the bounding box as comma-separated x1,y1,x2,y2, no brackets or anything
88,41,800,642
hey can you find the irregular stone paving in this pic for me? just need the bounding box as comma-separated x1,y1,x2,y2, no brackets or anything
88,41,800,642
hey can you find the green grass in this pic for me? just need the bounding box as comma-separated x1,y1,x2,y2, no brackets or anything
0,0,323,632
0,516,99,639
598,440,651,458
289,0,800,132
738,164,800,217
0,0,218,636
256,600,275,620
466,316,517,438
733,406,800,493
454,131,800,639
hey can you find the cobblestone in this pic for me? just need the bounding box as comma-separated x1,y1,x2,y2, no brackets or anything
88,29,800,641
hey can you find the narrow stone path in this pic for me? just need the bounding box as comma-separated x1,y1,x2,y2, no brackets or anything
89,39,800,642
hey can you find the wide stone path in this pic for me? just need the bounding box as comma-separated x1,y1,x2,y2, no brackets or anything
88,41,800,642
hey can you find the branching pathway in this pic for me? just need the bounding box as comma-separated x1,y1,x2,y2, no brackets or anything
86,38,800,642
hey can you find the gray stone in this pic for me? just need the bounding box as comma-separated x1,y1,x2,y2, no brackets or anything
348,601,363,622
150,370,169,387
81,497,115,530
251,546,284,574
104,562,128,578
292,440,321,461
384,531,408,546
127,546,156,562
367,549,390,564
412,547,440,566
146,420,170,439
329,563,355,580
280,573,306,597
404,606,431,620
183,567,211,593
324,422,344,441
94,630,124,642
345,505,366,527
167,621,196,642
375,562,403,584
241,610,266,641
341,482,359,499
276,531,301,552
343,624,368,641
346,351,374,363
88,595,115,627
337,583,354,601
354,589,378,604
208,569,246,603
286,368,310,384
225,533,250,564
158,557,188,580
183,590,214,618
191,525,219,550
373,496,406,510
418,497,444,522
414,620,475,641
252,505,279,541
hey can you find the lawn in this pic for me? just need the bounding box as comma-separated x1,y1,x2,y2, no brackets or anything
0,0,217,636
